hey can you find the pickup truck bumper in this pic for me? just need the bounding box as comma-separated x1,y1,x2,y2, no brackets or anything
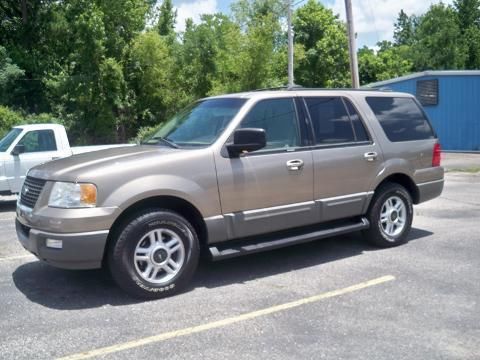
16,219,108,269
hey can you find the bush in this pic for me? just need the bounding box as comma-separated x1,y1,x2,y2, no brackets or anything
0,106,65,138
0,106,23,137
131,125,159,144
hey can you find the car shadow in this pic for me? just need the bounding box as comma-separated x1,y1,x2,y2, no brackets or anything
0,199,17,212
194,227,432,289
12,227,432,310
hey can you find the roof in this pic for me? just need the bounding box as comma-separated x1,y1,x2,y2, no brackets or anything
13,123,65,131
365,70,480,88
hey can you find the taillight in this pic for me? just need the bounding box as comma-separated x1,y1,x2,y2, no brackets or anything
432,143,441,167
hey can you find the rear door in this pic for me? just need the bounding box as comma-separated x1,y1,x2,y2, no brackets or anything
215,97,315,239
6,129,59,193
303,96,384,222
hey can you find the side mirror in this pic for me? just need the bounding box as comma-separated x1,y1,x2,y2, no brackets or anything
227,128,266,157
11,144,25,156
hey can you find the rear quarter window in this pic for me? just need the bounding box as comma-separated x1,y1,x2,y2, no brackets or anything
366,97,435,142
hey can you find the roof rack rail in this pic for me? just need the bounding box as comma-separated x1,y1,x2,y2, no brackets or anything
252,85,303,91
251,85,391,92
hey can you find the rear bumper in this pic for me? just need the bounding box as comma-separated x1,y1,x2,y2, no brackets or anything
15,219,108,269
417,179,444,203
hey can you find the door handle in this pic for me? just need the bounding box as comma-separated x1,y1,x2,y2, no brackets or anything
364,152,378,162
286,159,304,171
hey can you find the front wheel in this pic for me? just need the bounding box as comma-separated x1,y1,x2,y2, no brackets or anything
363,183,413,247
108,209,199,299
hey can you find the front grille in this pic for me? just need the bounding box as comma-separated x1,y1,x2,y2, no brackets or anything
20,176,47,209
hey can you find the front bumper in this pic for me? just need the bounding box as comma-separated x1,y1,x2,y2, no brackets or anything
16,219,109,269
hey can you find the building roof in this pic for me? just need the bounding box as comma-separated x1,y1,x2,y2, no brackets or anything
365,70,480,88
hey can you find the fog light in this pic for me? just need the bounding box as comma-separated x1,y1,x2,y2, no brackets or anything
46,239,63,249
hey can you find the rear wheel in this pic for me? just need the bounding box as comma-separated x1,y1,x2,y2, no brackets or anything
364,183,413,247
108,209,199,299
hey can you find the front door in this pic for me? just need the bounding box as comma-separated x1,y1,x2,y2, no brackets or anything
6,129,59,193
215,97,315,239
303,96,384,222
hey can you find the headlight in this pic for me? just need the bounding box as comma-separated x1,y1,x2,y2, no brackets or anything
48,182,97,208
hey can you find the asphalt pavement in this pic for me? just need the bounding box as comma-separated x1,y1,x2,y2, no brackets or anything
0,171,479,359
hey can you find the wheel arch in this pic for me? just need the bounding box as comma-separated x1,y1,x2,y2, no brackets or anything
104,195,208,264
374,173,420,204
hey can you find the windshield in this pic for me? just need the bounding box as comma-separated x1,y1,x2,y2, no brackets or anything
144,98,247,148
0,128,22,152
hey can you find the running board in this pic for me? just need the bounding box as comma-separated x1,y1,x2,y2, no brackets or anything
209,217,370,261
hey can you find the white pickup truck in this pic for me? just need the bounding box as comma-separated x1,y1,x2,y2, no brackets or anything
0,124,130,194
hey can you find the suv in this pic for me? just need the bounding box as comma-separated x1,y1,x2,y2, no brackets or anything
16,89,444,299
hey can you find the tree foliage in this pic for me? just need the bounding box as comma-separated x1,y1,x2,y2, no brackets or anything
294,0,350,87
0,0,479,143
359,43,413,84
412,4,467,70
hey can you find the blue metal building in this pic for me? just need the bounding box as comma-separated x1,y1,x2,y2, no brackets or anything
367,70,480,151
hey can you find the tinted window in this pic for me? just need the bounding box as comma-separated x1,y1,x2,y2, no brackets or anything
305,97,355,144
366,97,435,142
18,130,57,152
240,98,300,150
344,99,369,142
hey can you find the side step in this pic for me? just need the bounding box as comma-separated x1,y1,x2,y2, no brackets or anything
209,217,370,261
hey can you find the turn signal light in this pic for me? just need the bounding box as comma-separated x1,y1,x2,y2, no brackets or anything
80,184,97,206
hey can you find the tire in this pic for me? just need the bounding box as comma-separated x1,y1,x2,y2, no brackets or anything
363,182,413,248
108,209,199,299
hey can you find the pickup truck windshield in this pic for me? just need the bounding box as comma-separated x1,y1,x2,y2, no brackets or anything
144,98,247,148
0,128,22,152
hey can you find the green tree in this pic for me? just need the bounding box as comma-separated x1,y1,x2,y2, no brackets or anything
0,0,58,112
0,46,25,105
358,43,413,85
454,0,480,30
179,15,236,97
393,10,417,46
293,0,350,87
454,0,480,68
44,0,152,143
157,0,177,36
212,0,285,92
126,31,177,129
412,3,467,70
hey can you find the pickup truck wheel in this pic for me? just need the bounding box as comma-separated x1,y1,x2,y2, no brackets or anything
108,209,199,299
363,183,413,247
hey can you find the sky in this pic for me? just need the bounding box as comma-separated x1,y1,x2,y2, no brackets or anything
170,0,454,49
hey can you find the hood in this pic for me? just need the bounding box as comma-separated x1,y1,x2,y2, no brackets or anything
28,145,180,182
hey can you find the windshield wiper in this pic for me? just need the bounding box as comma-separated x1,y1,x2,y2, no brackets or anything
144,137,179,149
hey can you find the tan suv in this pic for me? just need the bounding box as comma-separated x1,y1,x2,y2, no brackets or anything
16,89,444,298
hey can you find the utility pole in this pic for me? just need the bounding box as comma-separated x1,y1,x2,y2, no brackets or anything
345,0,360,88
287,0,294,88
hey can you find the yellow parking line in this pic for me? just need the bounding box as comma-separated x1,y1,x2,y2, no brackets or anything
0,254,35,262
58,275,395,360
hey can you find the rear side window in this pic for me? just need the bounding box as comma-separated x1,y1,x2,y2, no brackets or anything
366,97,435,142
305,97,369,145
